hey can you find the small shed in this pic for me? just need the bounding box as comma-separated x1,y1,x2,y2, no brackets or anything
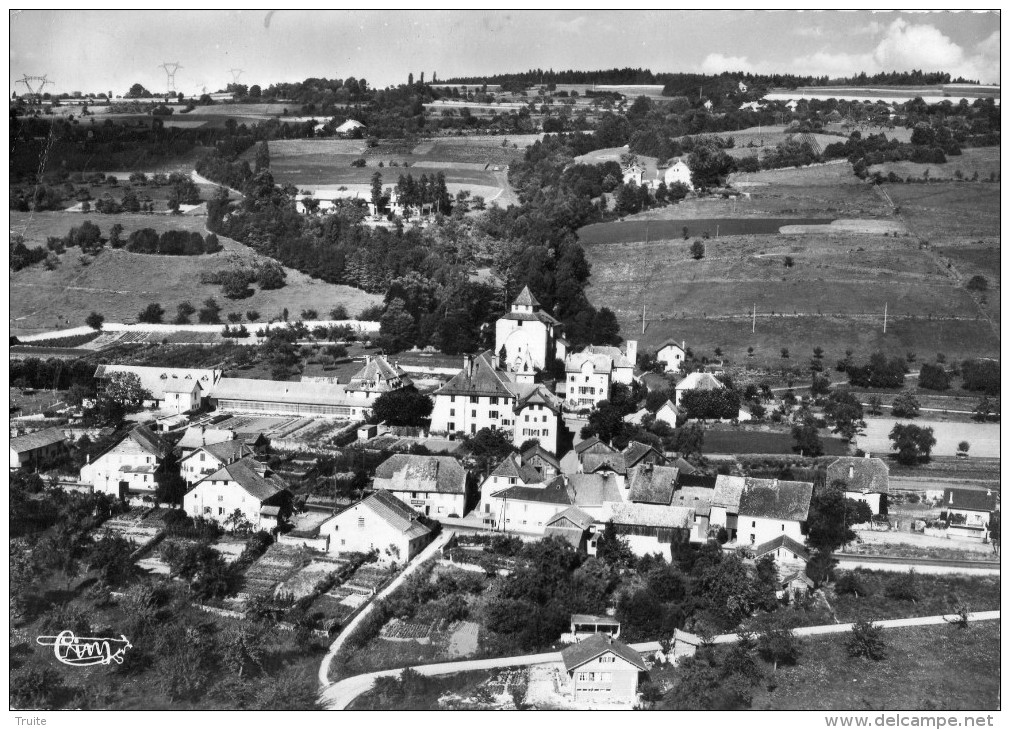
570,613,621,640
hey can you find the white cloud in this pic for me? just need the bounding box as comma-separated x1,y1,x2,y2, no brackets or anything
700,53,754,74
794,25,824,38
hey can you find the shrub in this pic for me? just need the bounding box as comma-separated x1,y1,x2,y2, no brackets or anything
966,275,988,291
884,570,920,602
846,619,887,660
890,392,921,418
834,571,871,597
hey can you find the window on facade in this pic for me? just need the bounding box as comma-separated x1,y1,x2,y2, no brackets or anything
750,534,756,544
448,422,455,431
358,517,365,528
204,507,211,514
450,409,455,417
577,673,587,682
752,521,756,528
471,410,476,418
218,495,224,502
450,396,456,403
218,507,225,515
490,397,498,405
490,410,498,419
470,396,479,404
509,477,516,485
200,453,205,461
782,524,785,531
438,506,445,514
341,539,346,546
600,656,615,663
471,425,476,434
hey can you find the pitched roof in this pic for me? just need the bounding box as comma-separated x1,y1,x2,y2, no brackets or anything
513,285,540,308
671,457,700,477
346,356,412,393
574,436,615,456
374,454,468,494
737,478,814,522
202,456,287,502
435,351,516,399
546,506,596,530
582,452,627,475
162,379,202,394
521,444,560,470
943,488,998,513
753,534,809,560
570,613,620,626
561,634,647,672
606,502,695,529
492,476,573,505
827,457,890,494
514,383,562,415
544,524,588,548
183,439,254,465
657,340,685,353
712,475,746,510
675,372,725,392
565,344,634,373
569,473,625,506
213,377,353,407
357,491,432,540
499,310,561,325
622,441,663,468
489,453,542,485
177,427,236,452
128,424,172,460
10,427,67,454
627,464,680,504
670,486,713,516
95,364,220,399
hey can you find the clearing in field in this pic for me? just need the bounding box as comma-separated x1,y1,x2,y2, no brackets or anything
9,211,381,336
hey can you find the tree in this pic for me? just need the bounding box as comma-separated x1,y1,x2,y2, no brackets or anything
966,275,988,291
137,302,165,324
846,619,887,660
198,297,222,324
87,531,136,586
806,486,857,552
988,511,1000,554
221,270,254,299
690,239,705,260
888,423,936,465
175,300,196,324
884,569,920,602
126,83,152,98
257,261,286,290
85,311,104,330
824,390,865,442
370,171,384,212
104,371,151,410
972,396,998,423
957,440,970,456
254,141,270,173
370,387,433,426
866,393,884,415
917,363,950,391
890,392,921,418
757,625,801,672
687,142,735,189
462,427,514,476
791,414,823,457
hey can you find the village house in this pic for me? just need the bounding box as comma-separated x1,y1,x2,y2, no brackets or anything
674,371,725,406
565,614,621,643
545,506,597,552
656,340,686,372
95,364,221,411
335,118,365,136
662,158,694,190
710,475,745,540
753,534,809,575
478,452,544,526
564,342,637,410
80,424,173,499
318,491,433,563
344,355,412,404
176,426,238,459
10,427,68,470
494,286,568,372
559,436,615,474
654,399,680,427
180,439,256,485
183,455,290,531
561,633,648,706
521,443,561,480
372,453,473,518
485,475,575,534
604,501,694,557
737,478,814,547
669,486,714,542
942,487,998,539
827,455,890,515
622,163,645,186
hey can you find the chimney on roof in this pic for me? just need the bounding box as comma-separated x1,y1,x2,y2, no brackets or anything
682,340,686,351
848,465,854,479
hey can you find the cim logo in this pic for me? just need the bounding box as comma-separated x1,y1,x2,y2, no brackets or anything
36,631,132,667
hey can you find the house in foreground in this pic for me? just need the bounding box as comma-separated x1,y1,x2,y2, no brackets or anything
80,425,173,499
372,453,473,518
656,340,686,373
827,455,890,515
10,428,68,470
180,439,256,485
318,491,433,563
561,633,647,706
942,487,998,540
183,455,290,531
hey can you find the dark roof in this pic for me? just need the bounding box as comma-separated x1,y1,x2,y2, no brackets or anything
943,488,998,513
670,486,713,516
499,310,561,325
738,478,814,522
546,506,595,530
514,384,562,415
561,634,647,672
346,356,412,392
188,439,253,464
582,453,627,475
374,454,469,494
513,285,540,308
129,424,172,460
677,472,715,489
492,476,573,505
622,441,664,468
574,436,615,456
435,351,515,398
10,427,67,454
827,457,890,494
753,534,809,560
627,464,679,504
521,444,560,470
569,473,624,506
202,456,287,502
544,524,586,548
357,491,432,540
489,453,542,484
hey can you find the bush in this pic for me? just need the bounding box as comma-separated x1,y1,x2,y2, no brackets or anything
834,571,871,597
966,275,988,291
890,392,921,418
884,570,920,602
917,363,950,391
846,619,887,660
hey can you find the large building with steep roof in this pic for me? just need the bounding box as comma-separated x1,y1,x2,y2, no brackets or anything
80,424,173,499
494,286,567,372
737,477,814,546
318,491,433,563
429,350,564,453
10,427,68,470
180,439,256,485
564,342,637,409
827,455,890,514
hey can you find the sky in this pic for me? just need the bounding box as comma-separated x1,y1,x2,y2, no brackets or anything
9,10,1001,98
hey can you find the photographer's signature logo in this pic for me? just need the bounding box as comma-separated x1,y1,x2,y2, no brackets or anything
36,631,132,667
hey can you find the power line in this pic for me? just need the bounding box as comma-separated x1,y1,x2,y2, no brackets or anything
159,62,182,94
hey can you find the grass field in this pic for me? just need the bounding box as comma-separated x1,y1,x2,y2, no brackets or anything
870,146,1000,181
887,181,1001,240
857,418,1001,458
828,570,1001,622
754,622,1000,711
9,211,381,336
703,427,850,456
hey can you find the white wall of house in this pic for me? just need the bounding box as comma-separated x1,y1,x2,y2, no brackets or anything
657,344,685,372
569,654,640,705
80,438,160,496
664,162,693,190
738,515,804,547
160,389,200,414
430,393,517,437
708,507,738,537
181,451,229,485
948,507,990,527
10,442,65,470
383,488,466,518
479,473,527,518
486,496,567,534
845,491,883,515
515,403,559,454
567,361,610,409
623,533,673,558
318,503,427,563
495,317,552,372
183,478,268,528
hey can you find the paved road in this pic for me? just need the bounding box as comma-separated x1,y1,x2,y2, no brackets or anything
317,530,455,689
319,611,998,709
835,557,1000,575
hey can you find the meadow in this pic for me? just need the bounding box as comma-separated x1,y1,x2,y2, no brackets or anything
869,146,1000,182
9,211,381,336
